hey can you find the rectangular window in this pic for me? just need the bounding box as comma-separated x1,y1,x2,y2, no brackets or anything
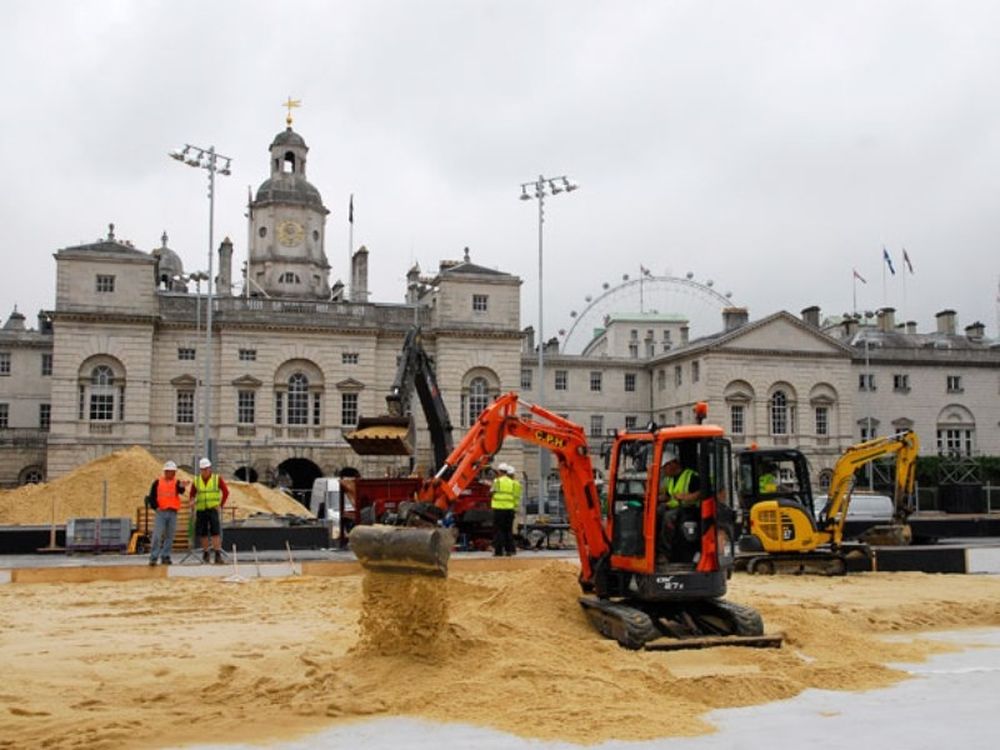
0,403,7,428
589,371,602,392
96,274,115,293
41,353,53,376
630,329,638,341
239,349,257,362
674,365,682,387
674,410,683,426
624,373,636,392
946,375,963,393
730,404,745,435
691,361,700,383
0,352,9,375
176,391,195,424
893,373,909,392
274,392,283,425
554,370,568,391
815,406,829,436
472,294,488,312
90,394,114,421
312,393,322,426
624,415,637,430
858,373,875,392
178,348,196,361
341,393,358,426
39,403,51,431
589,415,604,437
342,352,359,365
237,390,256,424
657,370,666,391
646,341,655,358
937,428,973,457
628,342,639,358
520,369,532,390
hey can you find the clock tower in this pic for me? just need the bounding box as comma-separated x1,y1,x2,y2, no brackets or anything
248,116,331,298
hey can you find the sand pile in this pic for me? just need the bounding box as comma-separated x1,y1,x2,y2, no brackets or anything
1,564,999,749
0,446,312,525
354,572,455,658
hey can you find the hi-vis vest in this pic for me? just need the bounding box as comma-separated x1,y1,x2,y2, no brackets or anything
511,478,523,506
662,468,696,510
491,475,516,510
156,478,182,511
194,474,222,511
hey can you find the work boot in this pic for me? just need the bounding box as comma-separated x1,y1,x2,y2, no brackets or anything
202,550,210,564
214,550,224,565
148,558,157,567
162,557,172,566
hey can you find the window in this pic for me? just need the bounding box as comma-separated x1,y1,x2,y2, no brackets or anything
341,393,358,426
815,406,829,436
946,375,963,393
274,392,283,425
674,410,683,426
178,348,196,361
0,403,7,428
466,376,490,426
589,371,602,392
96,274,115,293
770,390,789,435
628,342,638,359
691,361,700,383
624,415,637,430
893,374,909,392
521,369,532,390
237,390,255,424
287,373,309,425
624,373,636,392
589,415,604,437
657,370,666,390
937,428,973,457
0,352,9,375
342,352,359,365
858,373,875,392
472,294,488,312
730,404,745,435
312,393,321,426
674,365,682,387
645,341,655,358
39,404,51,431
89,365,115,421
630,329,638,340
176,391,195,424
41,353,53,376
278,272,301,284
860,420,877,441
239,349,257,362
554,370,568,391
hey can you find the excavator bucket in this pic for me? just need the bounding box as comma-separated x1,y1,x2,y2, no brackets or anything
859,522,912,546
349,524,455,577
344,415,415,456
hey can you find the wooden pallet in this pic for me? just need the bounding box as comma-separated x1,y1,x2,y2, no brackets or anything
134,505,193,552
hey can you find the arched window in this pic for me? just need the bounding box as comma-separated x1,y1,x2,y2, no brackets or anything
287,373,310,425
90,365,116,421
466,377,490,426
278,272,301,284
770,390,789,435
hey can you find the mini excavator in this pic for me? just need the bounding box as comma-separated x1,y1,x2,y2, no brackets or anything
350,394,781,651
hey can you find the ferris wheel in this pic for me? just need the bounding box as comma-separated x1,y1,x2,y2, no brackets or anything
559,270,737,354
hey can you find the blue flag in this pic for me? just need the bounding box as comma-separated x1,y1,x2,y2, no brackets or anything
882,247,895,275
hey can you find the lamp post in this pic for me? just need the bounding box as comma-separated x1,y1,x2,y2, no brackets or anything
519,174,578,517
169,144,232,463
862,310,875,490
173,271,209,467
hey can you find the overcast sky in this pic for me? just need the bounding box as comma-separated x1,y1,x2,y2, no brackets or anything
2,0,998,350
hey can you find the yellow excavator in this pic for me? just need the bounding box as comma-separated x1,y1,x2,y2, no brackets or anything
736,430,920,575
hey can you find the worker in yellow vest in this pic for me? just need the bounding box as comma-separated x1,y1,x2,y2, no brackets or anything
656,448,701,561
145,460,186,566
491,463,517,557
189,458,229,565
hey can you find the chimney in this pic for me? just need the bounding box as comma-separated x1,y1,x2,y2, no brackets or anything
217,237,233,296
801,305,820,328
935,309,957,335
722,307,749,332
877,307,896,333
843,317,859,337
523,325,535,354
351,246,369,302
965,321,985,341
906,321,917,335
680,325,690,345
38,312,53,334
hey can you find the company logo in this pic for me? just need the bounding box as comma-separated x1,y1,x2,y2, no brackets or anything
654,576,686,591
534,430,567,449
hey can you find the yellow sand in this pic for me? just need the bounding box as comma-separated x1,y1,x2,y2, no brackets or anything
1,564,999,749
0,446,312,525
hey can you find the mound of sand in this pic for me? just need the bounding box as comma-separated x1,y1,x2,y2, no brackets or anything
0,445,312,525
1,564,998,749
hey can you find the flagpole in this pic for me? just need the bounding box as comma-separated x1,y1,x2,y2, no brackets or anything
348,194,354,301
853,270,857,315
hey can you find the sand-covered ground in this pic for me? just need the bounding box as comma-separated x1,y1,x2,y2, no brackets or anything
1,564,999,750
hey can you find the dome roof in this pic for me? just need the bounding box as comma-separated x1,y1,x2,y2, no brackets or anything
270,127,307,148
255,174,325,209
152,232,184,280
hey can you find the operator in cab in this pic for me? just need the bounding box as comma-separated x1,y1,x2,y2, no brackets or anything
758,462,779,494
656,447,701,562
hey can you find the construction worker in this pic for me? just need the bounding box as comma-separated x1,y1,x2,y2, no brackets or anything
656,448,701,561
759,463,779,494
189,457,229,565
145,460,185,566
491,463,517,557
507,464,522,556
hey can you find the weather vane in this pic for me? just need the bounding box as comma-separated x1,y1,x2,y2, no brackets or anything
283,96,302,127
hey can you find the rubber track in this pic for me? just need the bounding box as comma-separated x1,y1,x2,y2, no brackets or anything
700,599,765,637
579,597,660,650
746,553,848,576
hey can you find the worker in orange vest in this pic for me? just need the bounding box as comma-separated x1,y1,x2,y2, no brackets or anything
146,460,186,566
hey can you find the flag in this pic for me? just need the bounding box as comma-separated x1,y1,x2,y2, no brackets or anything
902,248,914,274
640,264,651,277
882,247,896,275
349,194,354,224
853,268,867,284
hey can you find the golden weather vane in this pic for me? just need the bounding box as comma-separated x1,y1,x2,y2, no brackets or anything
283,96,302,127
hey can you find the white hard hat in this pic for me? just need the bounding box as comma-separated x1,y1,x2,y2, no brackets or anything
496,463,511,474
505,465,517,475
163,460,177,471
199,458,212,469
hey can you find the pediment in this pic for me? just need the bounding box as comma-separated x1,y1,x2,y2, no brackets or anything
336,377,365,391
170,374,197,387
231,375,263,388
719,313,850,355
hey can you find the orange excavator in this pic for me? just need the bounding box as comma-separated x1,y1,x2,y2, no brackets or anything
350,393,781,650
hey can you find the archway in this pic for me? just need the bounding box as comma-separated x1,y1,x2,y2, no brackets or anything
234,466,259,483
277,457,323,507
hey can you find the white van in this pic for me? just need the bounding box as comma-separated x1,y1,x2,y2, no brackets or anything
846,493,894,522
309,478,355,535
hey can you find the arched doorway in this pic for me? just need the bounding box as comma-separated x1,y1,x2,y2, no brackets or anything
234,466,259,483
277,457,323,507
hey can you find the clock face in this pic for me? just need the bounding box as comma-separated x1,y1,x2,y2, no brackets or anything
277,220,305,247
